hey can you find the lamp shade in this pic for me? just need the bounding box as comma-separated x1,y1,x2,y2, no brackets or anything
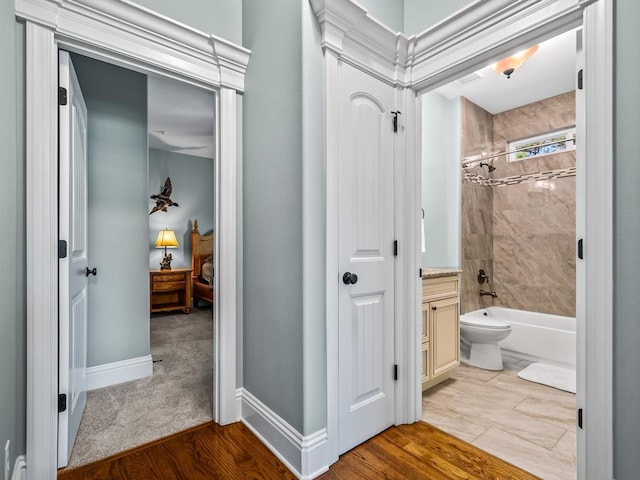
491,44,538,78
155,229,179,248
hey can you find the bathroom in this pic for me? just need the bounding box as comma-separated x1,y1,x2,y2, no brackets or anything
420,30,578,480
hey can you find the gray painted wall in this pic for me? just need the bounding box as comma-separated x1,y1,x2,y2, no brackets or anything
0,12,26,472
614,1,640,477
134,0,242,45
148,149,214,270
358,0,404,32
242,0,304,433
422,92,461,268
71,54,150,367
301,0,327,435
403,0,471,36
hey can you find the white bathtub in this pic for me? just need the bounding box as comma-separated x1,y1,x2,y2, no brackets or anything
462,306,576,368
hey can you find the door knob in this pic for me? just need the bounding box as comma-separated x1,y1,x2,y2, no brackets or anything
85,267,97,277
342,272,358,285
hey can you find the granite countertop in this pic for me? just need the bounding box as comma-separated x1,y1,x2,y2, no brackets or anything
422,267,462,279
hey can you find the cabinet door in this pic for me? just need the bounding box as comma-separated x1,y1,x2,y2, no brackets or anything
421,342,429,385
421,302,429,343
429,296,460,376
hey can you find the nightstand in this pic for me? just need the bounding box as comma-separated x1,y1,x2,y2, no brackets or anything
150,268,192,314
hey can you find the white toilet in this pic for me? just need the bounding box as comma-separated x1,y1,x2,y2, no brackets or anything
460,312,512,370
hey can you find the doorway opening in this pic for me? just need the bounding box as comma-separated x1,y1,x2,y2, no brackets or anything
419,28,580,479
59,53,218,468
20,1,247,474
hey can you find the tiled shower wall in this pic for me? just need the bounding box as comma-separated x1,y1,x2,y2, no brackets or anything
460,98,494,314
461,92,576,317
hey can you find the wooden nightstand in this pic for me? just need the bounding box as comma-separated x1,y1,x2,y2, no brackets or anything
150,268,192,314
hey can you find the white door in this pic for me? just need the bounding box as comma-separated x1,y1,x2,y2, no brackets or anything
58,51,89,468
338,63,396,454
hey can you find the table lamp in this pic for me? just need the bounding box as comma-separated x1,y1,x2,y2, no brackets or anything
155,229,179,270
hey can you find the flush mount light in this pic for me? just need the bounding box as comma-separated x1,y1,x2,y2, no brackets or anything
491,45,539,79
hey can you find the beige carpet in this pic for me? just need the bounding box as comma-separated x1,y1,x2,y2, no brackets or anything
67,307,213,468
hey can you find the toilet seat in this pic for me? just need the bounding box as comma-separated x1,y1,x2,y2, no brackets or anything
460,315,510,330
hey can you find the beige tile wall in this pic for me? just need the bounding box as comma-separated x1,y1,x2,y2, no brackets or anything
460,98,494,314
460,93,576,317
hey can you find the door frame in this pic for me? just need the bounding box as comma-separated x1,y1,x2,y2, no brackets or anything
16,1,249,478
407,1,612,478
313,0,612,477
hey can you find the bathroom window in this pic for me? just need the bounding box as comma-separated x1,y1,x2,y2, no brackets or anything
508,127,576,162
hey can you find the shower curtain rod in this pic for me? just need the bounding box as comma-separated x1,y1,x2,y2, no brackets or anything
460,136,576,166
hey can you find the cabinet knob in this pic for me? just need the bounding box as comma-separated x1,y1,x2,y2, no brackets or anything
85,267,97,277
432,306,437,311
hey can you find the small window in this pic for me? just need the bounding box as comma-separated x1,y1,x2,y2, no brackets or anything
508,127,576,162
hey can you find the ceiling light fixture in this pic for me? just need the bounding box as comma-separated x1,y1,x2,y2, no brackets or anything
491,45,539,79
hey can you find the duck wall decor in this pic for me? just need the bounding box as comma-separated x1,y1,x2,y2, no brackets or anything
150,177,180,215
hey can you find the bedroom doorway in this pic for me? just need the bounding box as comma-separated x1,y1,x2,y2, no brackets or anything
20,0,247,474
58,54,218,469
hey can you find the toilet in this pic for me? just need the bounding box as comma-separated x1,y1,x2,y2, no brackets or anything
459,312,512,370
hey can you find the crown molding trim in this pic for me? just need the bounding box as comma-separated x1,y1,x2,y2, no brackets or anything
15,0,250,91
309,0,409,87
311,0,585,92
408,0,584,92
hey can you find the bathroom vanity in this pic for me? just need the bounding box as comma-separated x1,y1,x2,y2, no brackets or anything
422,268,461,390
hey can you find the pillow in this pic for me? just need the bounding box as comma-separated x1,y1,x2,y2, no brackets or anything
202,261,214,285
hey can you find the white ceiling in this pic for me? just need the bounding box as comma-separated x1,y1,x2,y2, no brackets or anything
434,28,579,114
148,76,215,159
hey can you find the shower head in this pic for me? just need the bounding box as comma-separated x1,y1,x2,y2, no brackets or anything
479,162,496,173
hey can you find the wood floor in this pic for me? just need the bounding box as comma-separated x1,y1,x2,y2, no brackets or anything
58,420,538,480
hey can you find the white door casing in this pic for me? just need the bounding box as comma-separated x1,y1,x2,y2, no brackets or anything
57,50,88,468
337,62,396,454
18,1,249,477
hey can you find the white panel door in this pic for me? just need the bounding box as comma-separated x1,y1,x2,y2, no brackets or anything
58,51,89,468
338,62,396,454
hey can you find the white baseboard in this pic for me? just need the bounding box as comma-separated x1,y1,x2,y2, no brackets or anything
235,388,243,421
86,355,153,391
238,388,330,480
11,455,26,480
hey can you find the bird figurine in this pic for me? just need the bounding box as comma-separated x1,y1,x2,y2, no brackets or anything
150,177,179,215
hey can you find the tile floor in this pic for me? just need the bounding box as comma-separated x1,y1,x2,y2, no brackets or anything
422,355,576,480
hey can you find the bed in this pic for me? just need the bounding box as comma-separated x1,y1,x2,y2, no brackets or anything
190,219,214,306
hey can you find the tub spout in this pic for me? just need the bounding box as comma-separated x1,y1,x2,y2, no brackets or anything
479,289,498,298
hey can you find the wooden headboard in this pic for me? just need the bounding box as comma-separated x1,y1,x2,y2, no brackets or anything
190,219,213,278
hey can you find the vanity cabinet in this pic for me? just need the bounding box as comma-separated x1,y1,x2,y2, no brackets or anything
422,272,460,390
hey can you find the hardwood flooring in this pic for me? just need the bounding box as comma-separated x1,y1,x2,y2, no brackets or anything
58,420,538,480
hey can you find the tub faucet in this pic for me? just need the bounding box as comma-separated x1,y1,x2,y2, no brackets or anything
479,289,498,298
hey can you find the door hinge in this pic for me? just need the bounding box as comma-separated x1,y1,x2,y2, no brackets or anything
577,69,583,90
578,408,583,429
419,267,423,278
58,239,68,259
391,111,401,133
58,86,68,106
58,393,67,413
393,240,398,256
393,364,398,381
577,238,583,260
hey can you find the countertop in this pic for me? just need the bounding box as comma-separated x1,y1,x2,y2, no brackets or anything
422,267,462,279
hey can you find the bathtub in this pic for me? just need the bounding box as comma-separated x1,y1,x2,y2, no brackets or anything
462,306,576,368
